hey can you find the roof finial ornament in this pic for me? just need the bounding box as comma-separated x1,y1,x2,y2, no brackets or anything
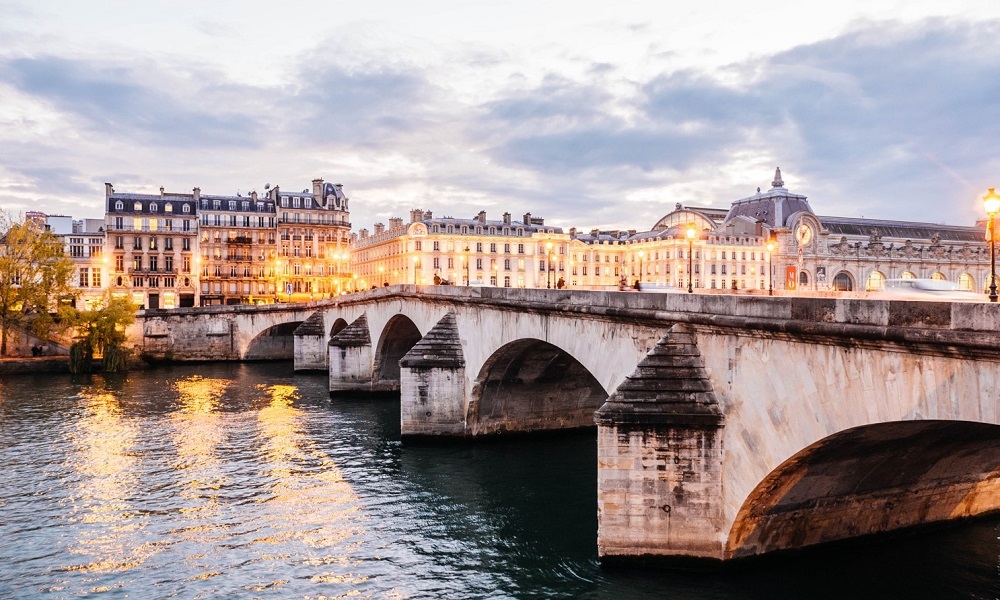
772,167,784,188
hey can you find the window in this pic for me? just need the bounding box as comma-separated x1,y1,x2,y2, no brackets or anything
165,203,173,213
92,269,101,288
150,202,157,212
134,201,142,211
79,268,89,288
115,201,123,210
182,204,190,213
115,256,124,272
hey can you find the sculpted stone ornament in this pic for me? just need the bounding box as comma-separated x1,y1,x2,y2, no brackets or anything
900,240,920,259
866,229,885,257
830,236,852,255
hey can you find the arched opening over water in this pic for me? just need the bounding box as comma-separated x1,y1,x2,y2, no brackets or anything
330,318,349,339
726,420,1000,560
245,321,303,360
470,338,607,435
374,315,423,389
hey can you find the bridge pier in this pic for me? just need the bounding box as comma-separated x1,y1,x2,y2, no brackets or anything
400,313,468,437
294,311,328,371
595,324,726,563
328,314,376,393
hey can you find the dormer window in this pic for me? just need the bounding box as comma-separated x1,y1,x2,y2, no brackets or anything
133,201,142,211
213,200,221,209
182,204,190,213
115,200,123,210
150,202,158,212
165,203,173,213
229,201,236,210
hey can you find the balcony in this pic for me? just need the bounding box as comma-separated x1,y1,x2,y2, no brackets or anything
228,236,253,244
128,268,178,275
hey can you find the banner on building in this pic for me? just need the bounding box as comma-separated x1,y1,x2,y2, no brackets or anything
785,266,797,290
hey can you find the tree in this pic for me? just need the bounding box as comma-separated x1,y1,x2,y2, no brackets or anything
0,213,75,356
65,293,136,373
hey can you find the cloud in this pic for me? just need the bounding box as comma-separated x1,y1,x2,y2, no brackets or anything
469,18,1000,227
0,56,261,147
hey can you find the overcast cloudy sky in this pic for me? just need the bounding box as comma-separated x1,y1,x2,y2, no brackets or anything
2,1,999,233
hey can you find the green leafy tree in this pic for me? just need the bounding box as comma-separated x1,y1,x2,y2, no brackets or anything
0,213,75,356
65,293,136,373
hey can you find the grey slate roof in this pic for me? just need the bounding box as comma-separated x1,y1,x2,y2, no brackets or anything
818,216,983,243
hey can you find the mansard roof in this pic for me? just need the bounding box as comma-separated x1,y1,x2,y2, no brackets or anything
420,217,563,234
722,167,813,229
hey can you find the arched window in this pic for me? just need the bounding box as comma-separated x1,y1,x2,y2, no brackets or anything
958,273,974,291
865,270,886,291
182,204,191,213
833,272,853,291
799,271,810,287
115,200,123,210
150,202,158,212
931,272,946,281
900,271,916,279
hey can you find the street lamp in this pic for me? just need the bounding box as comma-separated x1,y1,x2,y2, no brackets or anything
638,250,644,284
465,245,471,286
545,241,553,288
983,188,1000,302
412,255,420,285
378,265,385,286
686,225,696,293
766,239,775,296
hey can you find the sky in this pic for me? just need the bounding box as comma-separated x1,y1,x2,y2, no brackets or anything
2,0,1000,234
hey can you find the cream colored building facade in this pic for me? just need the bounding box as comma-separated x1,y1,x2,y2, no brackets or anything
351,168,993,297
351,210,569,289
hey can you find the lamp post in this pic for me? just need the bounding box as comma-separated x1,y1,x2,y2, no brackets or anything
766,240,775,296
983,188,1000,302
686,225,695,293
378,265,385,286
545,242,553,288
412,255,420,285
638,250,644,284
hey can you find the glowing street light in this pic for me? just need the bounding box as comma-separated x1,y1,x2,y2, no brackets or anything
638,250,644,284
686,224,696,293
983,188,1000,302
545,241,553,288
766,239,775,296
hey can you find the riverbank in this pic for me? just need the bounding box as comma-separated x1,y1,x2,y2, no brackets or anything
0,356,73,375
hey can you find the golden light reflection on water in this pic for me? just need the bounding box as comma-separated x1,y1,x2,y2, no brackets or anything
170,375,229,513
65,388,154,574
254,383,367,591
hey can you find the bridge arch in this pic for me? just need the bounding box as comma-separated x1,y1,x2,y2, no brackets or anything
330,318,349,338
726,420,1000,559
245,321,303,360
374,314,423,389
469,338,607,435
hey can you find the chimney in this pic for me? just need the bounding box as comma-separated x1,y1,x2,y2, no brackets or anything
374,222,385,235
503,212,511,226
423,210,433,220
104,183,114,199
312,178,324,200
569,227,577,236
159,186,165,196
192,187,201,202
410,209,424,223
359,228,369,239
477,210,486,224
389,217,403,230
591,228,600,237
523,212,532,226
250,190,258,201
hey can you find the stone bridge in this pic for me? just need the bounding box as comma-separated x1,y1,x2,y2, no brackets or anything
134,285,1000,565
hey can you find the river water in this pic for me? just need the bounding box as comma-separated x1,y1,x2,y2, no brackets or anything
0,362,997,599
